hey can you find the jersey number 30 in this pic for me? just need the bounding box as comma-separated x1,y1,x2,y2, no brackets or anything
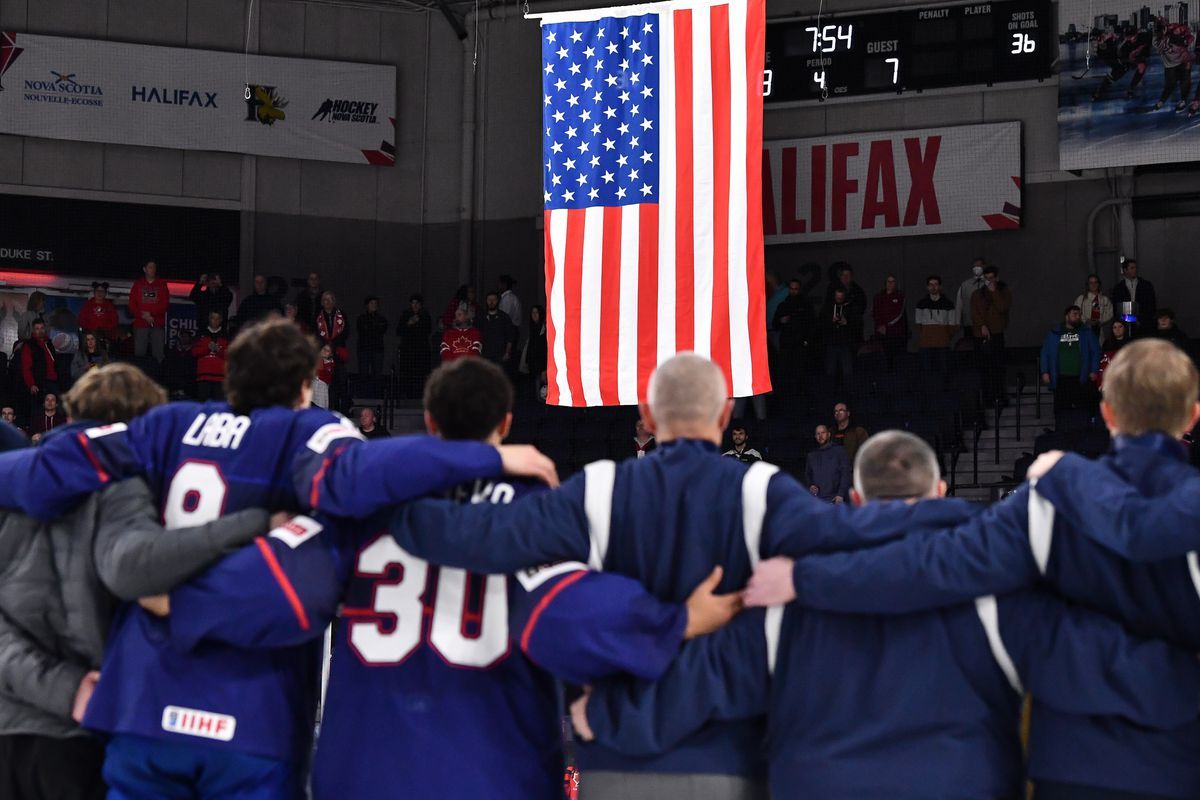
349,536,509,669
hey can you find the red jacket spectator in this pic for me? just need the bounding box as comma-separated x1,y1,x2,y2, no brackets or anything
20,332,57,390
191,328,229,383
316,353,336,385
440,326,482,362
129,263,170,330
316,293,350,363
79,282,119,340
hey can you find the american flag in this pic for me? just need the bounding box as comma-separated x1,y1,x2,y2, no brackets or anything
539,0,769,406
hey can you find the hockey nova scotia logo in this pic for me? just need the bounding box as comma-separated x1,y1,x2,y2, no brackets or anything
311,98,379,124
244,84,287,125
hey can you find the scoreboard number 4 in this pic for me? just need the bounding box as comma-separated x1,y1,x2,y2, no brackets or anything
1011,33,1036,54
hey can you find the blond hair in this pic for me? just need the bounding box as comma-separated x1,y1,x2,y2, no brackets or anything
63,363,167,424
1102,339,1199,436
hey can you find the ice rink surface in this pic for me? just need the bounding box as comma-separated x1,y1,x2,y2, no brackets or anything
1058,40,1200,169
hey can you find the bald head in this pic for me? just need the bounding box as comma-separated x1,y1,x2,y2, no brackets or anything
643,353,731,442
853,431,942,502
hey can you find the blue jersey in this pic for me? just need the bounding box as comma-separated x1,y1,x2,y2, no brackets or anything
165,476,687,799
785,438,1200,797
389,440,961,779
0,402,505,763
583,498,1200,799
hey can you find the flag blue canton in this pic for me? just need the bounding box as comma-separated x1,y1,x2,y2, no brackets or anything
542,14,660,210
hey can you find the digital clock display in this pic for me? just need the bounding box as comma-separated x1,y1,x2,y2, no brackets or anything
764,0,1054,104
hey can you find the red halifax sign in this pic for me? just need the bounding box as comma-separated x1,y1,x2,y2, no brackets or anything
762,122,1022,243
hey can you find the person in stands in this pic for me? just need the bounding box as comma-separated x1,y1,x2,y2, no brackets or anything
21,320,59,420
634,418,656,458
358,406,389,440
16,292,46,343
191,311,229,402
28,392,65,443
313,343,335,410
129,261,170,363
872,274,908,369
188,273,233,327
235,275,283,330
71,333,109,382
78,283,119,343
723,424,763,464
440,308,482,362
356,297,389,380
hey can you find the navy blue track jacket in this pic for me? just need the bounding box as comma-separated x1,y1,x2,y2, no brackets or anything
788,434,1200,797
391,441,954,780
582,498,1200,799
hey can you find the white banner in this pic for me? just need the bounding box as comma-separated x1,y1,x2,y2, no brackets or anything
763,122,1023,243
0,31,395,166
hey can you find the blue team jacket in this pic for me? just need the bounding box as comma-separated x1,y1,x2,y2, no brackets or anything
390,441,984,780
789,435,1200,797
0,404,505,763
584,495,1200,799
166,480,688,800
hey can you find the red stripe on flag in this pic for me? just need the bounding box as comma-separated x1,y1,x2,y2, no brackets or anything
543,210,561,406
744,0,770,394
709,3,733,393
563,210,588,407
599,207,623,405
673,8,695,353
636,204,659,398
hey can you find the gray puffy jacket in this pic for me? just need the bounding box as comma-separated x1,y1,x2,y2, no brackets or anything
0,478,268,738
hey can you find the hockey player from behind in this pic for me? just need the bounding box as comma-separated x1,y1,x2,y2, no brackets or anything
1153,17,1194,110
748,340,1200,799
0,319,557,799
1092,24,1152,101
573,431,1200,800
148,357,743,799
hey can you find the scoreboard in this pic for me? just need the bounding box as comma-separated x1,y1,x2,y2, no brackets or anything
764,0,1054,104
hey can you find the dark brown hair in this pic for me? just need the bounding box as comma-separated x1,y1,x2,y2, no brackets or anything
225,318,320,414
423,358,513,441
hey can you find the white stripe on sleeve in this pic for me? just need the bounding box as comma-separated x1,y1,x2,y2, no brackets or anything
1027,482,1055,576
974,595,1023,694
583,459,616,570
742,461,783,675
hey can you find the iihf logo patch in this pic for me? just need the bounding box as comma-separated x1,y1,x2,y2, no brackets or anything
161,705,236,741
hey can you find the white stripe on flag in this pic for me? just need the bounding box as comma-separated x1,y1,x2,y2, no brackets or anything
548,210,573,406
579,206,605,406
617,204,641,404
690,6,715,359
726,0,752,395
656,8,677,364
